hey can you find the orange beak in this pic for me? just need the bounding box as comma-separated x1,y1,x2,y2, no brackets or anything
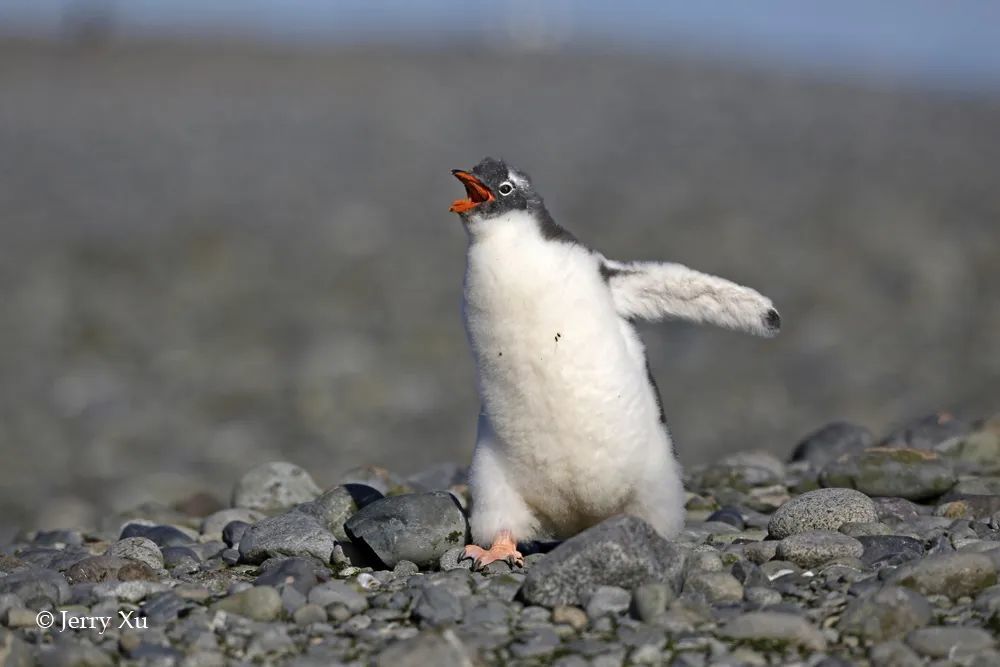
450,170,494,213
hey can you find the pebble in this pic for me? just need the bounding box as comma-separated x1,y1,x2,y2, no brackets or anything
521,515,687,607
295,483,384,542
768,488,878,538
790,421,874,468
905,626,996,658
775,531,864,568
683,571,743,604
237,511,337,564
880,412,969,450
552,605,588,630
890,552,997,598
856,535,924,567
344,492,468,569
107,536,164,570
820,447,957,501
231,461,321,512
120,523,195,547
837,586,932,641
584,585,631,618
210,585,282,622
719,611,827,651
200,508,264,541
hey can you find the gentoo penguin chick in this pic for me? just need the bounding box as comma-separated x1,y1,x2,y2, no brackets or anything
450,157,781,568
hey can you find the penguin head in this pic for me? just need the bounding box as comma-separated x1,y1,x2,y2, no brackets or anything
449,157,542,224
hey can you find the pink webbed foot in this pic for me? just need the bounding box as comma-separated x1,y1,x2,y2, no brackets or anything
461,530,524,570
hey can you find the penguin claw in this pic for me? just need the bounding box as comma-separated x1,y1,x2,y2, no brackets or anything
462,543,524,570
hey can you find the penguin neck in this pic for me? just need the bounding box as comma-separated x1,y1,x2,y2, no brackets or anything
465,207,577,247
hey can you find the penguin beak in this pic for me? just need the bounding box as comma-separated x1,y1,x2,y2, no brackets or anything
450,170,494,213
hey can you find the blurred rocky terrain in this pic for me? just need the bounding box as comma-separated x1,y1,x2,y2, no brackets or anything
0,39,997,535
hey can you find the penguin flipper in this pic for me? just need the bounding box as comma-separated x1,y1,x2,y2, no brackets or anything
601,259,780,338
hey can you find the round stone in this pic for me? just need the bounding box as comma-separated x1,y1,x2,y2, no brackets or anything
768,488,878,539
819,448,956,502
231,462,321,512
906,626,996,658
776,531,864,569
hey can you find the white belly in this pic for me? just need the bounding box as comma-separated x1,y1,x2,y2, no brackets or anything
463,224,668,533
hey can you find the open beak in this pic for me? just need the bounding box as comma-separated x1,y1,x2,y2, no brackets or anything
450,170,494,213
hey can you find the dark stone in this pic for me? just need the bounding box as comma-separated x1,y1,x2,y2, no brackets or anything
295,484,384,542
520,515,686,607
254,556,328,594
789,421,873,467
706,507,745,530
222,520,250,548
0,567,69,605
344,492,469,569
161,546,200,569
881,412,970,449
857,535,924,568
238,512,337,565
120,523,194,547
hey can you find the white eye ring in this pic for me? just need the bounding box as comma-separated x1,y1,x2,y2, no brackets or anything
497,182,515,196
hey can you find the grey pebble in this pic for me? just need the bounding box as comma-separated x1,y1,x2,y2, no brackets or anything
775,530,864,569
585,585,631,618
237,511,337,564
857,535,924,568
231,461,321,512
906,626,995,658
295,483,384,541
890,552,997,598
683,571,743,604
838,585,932,641
120,522,194,547
521,515,687,607
768,488,878,539
790,421,874,468
108,536,164,570
344,492,468,569
719,611,827,651
820,447,957,501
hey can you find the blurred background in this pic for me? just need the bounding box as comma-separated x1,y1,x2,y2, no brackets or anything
1,1,998,537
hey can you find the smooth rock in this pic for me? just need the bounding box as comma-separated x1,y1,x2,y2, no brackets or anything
837,586,933,640
200,508,264,541
768,488,878,539
119,523,194,547
210,585,282,621
295,483,384,542
375,628,473,667
699,451,785,491
231,462,321,512
344,492,468,569
108,536,164,570
790,421,873,468
857,535,924,568
238,511,337,564
890,552,997,598
521,516,687,607
776,531,863,569
0,568,69,605
881,412,970,450
906,626,995,658
585,585,631,618
868,640,922,667
339,465,412,497
719,611,826,651
308,580,368,614
631,583,675,623
820,448,957,501
683,571,743,604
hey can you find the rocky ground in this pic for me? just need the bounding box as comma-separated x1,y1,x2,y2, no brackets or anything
3,412,1000,665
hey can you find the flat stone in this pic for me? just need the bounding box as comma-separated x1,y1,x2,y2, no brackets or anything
820,448,957,501
308,580,368,614
237,511,337,564
344,492,468,569
119,523,195,547
837,586,932,641
881,412,970,450
699,451,785,492
683,571,743,604
210,585,282,621
857,535,924,568
889,552,997,598
375,628,474,667
521,516,687,607
232,461,321,512
776,531,863,569
719,611,826,651
906,626,995,658
768,488,878,539
585,585,631,618
790,421,873,468
0,568,69,605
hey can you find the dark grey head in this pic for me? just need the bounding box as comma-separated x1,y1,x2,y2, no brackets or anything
450,157,576,243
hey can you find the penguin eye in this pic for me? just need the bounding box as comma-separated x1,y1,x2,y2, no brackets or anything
497,182,515,196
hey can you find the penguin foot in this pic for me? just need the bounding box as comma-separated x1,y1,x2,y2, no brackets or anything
462,530,524,570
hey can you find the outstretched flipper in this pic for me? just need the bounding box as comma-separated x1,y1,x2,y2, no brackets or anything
602,259,780,337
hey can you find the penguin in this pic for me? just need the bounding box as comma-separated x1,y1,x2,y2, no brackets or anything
450,157,781,568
